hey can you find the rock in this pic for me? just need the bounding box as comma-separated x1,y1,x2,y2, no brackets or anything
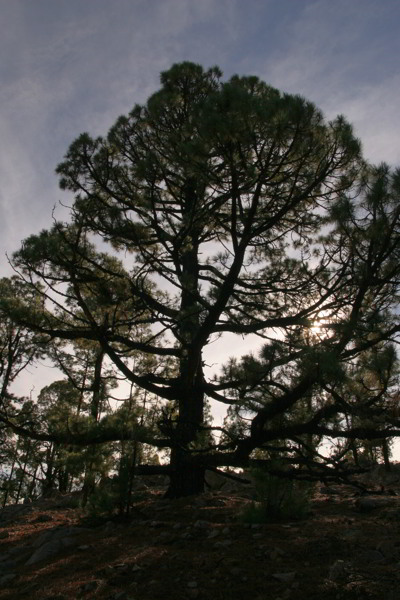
376,539,400,560
355,497,393,512
207,529,219,539
341,528,363,539
31,529,56,549
25,529,86,566
187,581,198,588
149,520,165,528
110,592,129,600
80,580,99,592
26,540,64,565
207,528,219,540
214,539,232,548
0,573,17,585
0,558,18,571
32,525,90,549
360,550,385,564
35,513,53,522
272,572,296,584
194,520,211,529
328,560,347,581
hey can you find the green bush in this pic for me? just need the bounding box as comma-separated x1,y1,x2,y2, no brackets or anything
241,467,313,523
85,485,118,518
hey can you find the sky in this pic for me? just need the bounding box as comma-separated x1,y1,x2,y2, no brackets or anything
1,0,400,269
1,0,400,448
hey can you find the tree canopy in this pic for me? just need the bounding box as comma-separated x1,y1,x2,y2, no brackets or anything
2,61,400,498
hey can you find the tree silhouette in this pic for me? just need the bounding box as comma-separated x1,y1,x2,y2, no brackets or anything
3,62,400,497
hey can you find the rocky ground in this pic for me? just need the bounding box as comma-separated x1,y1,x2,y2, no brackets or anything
1,467,400,600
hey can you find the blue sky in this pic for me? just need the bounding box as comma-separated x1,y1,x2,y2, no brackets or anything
1,0,400,268
2,0,400,436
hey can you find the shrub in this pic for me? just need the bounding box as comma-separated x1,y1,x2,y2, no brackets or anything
241,466,313,523
85,485,118,518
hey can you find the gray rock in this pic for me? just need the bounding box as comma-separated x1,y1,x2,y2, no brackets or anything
61,536,78,548
0,573,17,585
26,540,64,565
342,528,363,539
207,529,219,539
149,520,164,528
193,520,211,529
26,532,81,566
80,580,99,592
4,544,33,563
59,525,91,538
376,540,399,559
0,559,17,571
355,497,393,512
360,550,385,564
32,525,90,549
131,564,142,572
328,560,347,581
110,592,129,600
32,529,56,548
214,539,232,548
272,572,296,584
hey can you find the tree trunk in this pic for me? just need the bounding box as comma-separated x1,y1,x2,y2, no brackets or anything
382,439,391,472
165,449,205,498
164,177,206,498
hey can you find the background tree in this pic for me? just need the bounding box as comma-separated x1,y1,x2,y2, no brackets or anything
0,276,44,408
3,62,400,498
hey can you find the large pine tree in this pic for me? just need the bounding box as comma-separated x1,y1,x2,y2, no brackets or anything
3,62,400,497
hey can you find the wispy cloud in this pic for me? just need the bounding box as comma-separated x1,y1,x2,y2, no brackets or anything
1,0,399,265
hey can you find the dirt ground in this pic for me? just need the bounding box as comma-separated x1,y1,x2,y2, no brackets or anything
1,467,400,600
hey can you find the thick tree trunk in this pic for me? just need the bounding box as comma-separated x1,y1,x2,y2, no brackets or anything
164,178,206,498
165,379,206,497
165,449,205,498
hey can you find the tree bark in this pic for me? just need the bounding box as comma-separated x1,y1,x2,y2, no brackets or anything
165,450,205,498
165,178,206,498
